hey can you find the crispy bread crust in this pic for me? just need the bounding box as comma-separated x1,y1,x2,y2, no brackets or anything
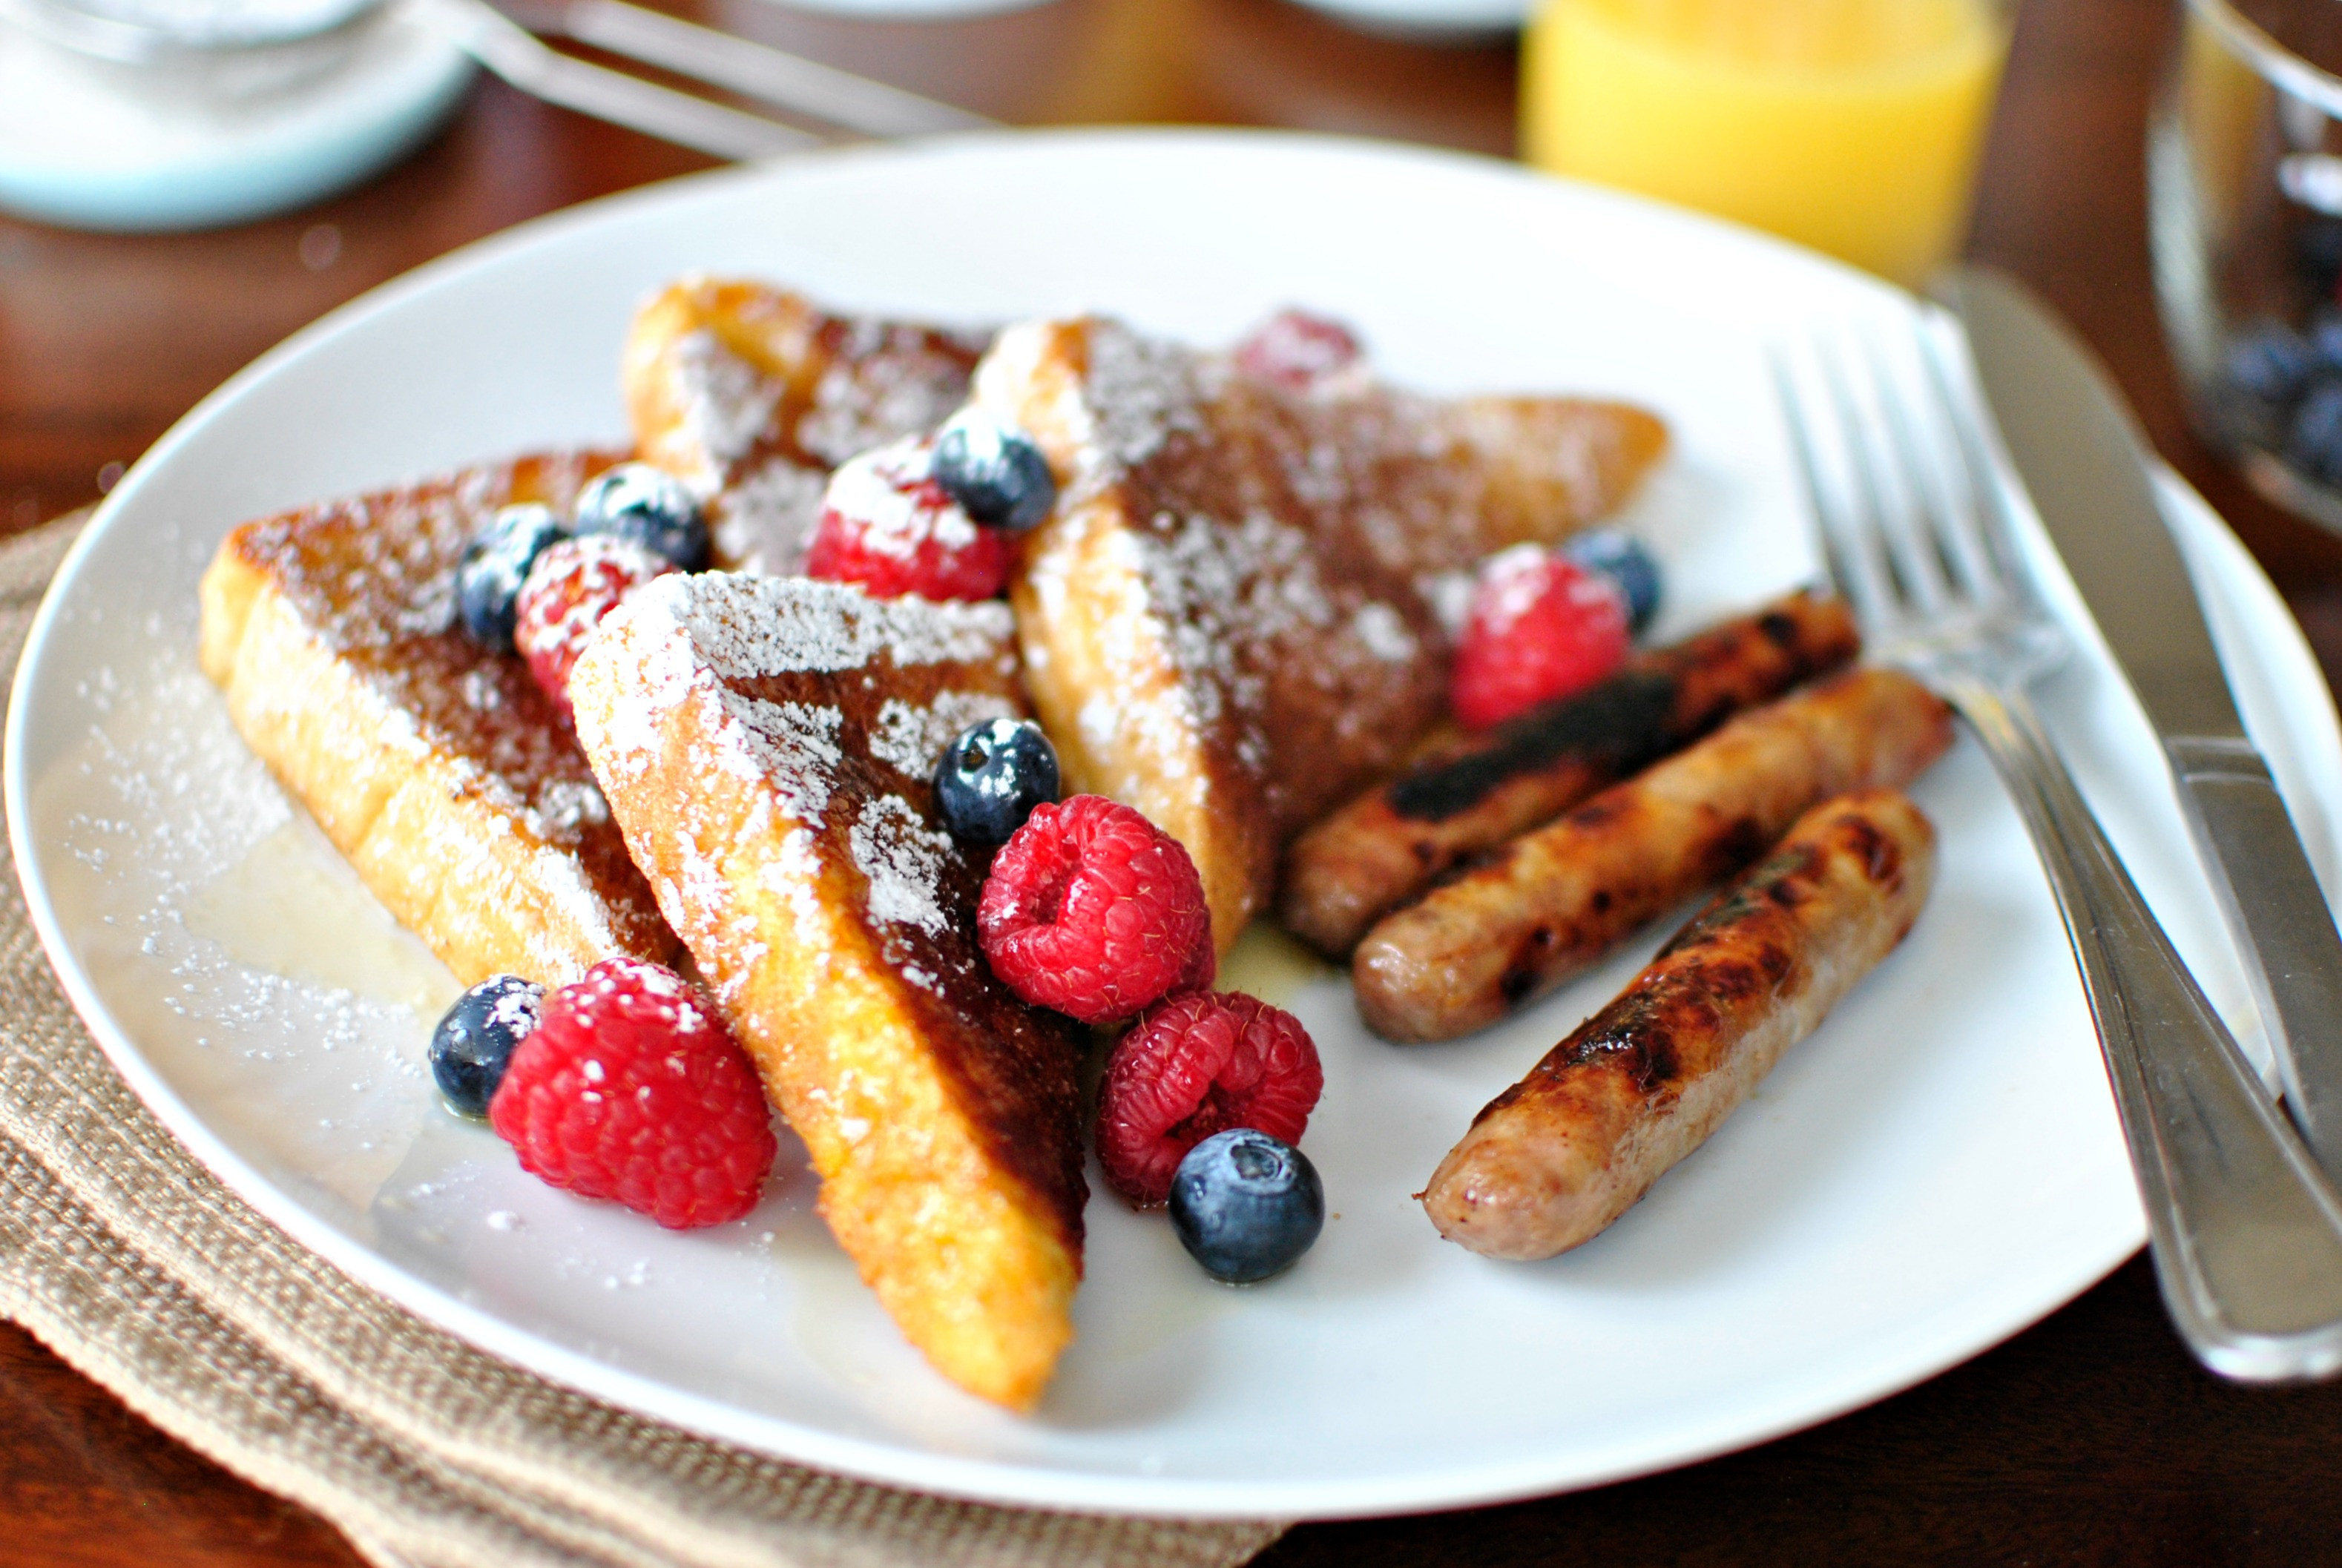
197,452,681,988
622,277,985,574
976,316,1671,952
570,575,1086,1411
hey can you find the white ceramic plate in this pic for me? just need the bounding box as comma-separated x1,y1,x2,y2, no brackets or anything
11,129,2341,1521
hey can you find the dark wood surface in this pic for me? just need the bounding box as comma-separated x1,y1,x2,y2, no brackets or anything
9,0,2342,1561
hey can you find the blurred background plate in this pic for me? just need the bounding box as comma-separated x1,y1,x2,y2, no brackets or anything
1280,0,1524,42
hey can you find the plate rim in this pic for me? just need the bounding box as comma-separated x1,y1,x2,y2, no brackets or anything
7,126,2314,1519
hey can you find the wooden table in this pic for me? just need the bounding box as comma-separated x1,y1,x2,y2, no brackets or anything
11,0,2342,1560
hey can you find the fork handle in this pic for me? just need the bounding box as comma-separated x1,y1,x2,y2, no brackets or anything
1949,676,2342,1380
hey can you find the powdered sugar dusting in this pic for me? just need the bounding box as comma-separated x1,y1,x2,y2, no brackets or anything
669,331,782,494
979,312,1633,857
760,826,829,949
487,981,543,1032
1422,566,1478,638
978,319,1203,504
1478,541,1553,622
523,777,610,838
1350,599,1418,664
712,456,827,575
627,571,1014,680
820,438,981,561
848,794,955,938
211,451,677,986
797,318,983,469
724,696,842,823
513,535,670,691
571,560,1046,1035
1083,320,1205,471
869,690,1016,781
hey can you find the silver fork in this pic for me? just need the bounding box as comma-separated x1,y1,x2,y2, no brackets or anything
1774,319,2342,1382
411,0,993,160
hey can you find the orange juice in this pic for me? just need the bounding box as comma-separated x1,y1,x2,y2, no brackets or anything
1522,0,2010,286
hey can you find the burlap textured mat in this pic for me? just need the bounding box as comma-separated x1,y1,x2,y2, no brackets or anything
0,513,1286,1568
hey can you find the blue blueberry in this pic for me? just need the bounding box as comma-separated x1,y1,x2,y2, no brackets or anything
2309,316,2342,378
458,504,568,651
2290,378,2342,484
573,462,709,570
429,975,542,1117
932,413,1057,534
2227,324,2317,405
932,717,1059,846
1563,529,1662,634
2300,220,2342,294
1168,1128,1324,1285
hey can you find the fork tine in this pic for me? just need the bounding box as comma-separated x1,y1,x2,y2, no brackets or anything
1858,327,1970,611
1770,345,1895,631
1915,317,2036,613
1820,341,1941,618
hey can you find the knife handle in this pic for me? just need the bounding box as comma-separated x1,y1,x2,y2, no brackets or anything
2168,736,2342,1181
1955,679,2342,1380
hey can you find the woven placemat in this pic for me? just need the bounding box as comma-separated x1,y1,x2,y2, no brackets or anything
0,512,1288,1568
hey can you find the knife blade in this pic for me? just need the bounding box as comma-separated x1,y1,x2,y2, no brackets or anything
1944,264,2342,1185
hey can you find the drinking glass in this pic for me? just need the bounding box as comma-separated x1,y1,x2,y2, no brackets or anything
2150,0,2342,532
1519,0,2014,289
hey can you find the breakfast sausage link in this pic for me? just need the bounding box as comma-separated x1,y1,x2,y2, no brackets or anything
1277,591,1860,958
1420,788,1938,1260
1352,667,1950,1042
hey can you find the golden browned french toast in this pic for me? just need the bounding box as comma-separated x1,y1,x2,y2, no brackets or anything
971,315,1671,952
623,277,987,574
568,573,1088,1411
197,452,683,989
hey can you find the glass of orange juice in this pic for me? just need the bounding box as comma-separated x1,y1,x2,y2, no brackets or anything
1520,0,2013,289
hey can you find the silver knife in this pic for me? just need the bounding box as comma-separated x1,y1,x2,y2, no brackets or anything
1945,265,2342,1184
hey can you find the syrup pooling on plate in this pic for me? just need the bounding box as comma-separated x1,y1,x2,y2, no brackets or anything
33,635,445,1208
197,450,679,986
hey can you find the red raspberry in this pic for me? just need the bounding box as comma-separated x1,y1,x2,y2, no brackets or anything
487,956,776,1229
803,436,1013,602
1450,544,1631,731
1234,309,1365,394
514,534,671,719
978,794,1211,1024
1173,921,1217,995
1096,990,1323,1207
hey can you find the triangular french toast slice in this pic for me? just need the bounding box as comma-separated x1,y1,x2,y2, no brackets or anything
200,288,991,989
625,277,987,575
568,573,1088,1411
973,316,1669,950
198,452,682,988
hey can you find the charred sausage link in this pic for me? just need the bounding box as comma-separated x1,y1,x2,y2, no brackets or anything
1277,591,1861,958
1420,788,1938,1259
1352,668,1950,1042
